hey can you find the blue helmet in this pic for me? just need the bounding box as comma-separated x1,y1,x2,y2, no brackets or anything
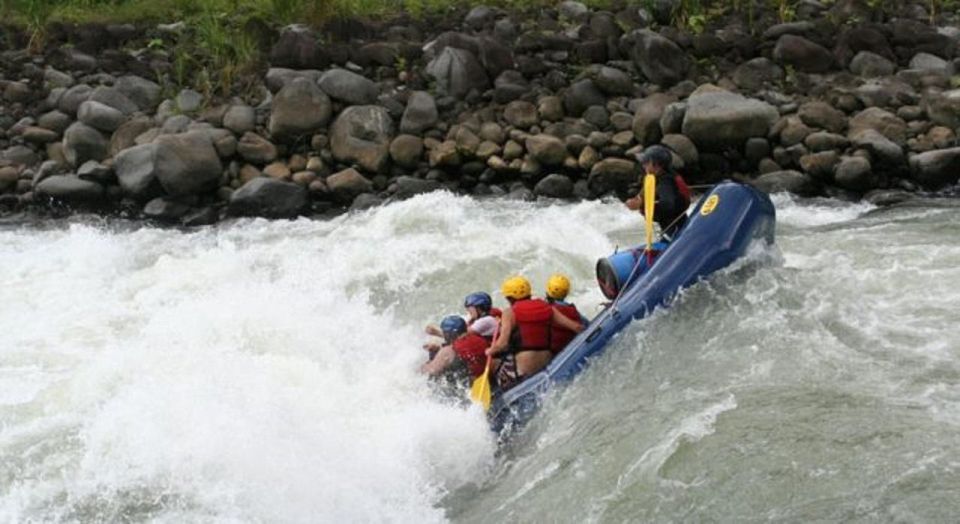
463,291,492,310
440,315,467,337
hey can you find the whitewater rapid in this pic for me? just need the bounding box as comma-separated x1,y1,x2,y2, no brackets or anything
2,191,959,522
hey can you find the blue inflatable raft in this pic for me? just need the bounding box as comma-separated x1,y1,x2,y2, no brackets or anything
488,181,776,434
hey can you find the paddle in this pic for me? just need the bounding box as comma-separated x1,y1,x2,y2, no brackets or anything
470,355,493,410
643,172,656,264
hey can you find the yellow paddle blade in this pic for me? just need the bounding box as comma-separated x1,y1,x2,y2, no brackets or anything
644,173,656,250
470,356,493,410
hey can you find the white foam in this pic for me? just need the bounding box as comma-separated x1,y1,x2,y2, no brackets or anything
771,193,875,229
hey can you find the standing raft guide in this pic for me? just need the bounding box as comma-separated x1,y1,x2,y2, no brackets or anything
419,148,778,436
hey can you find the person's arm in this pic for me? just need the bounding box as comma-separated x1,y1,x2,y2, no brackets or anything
552,309,584,333
625,194,642,210
424,324,442,337
486,307,514,356
420,345,457,376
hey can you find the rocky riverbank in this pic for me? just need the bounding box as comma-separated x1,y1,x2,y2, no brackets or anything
1,0,960,224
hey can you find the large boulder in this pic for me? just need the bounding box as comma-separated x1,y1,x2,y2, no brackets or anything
114,75,162,112
35,175,104,206
228,177,309,218
563,79,606,117
330,106,395,173
326,167,374,203
798,101,847,134
732,57,784,91
265,68,323,93
77,100,125,132
632,93,675,146
835,26,895,66
924,89,960,130
114,143,162,199
393,176,441,199
681,85,779,151
848,107,907,144
504,101,538,129
851,129,904,165
268,77,332,141
400,91,438,134
773,35,834,73
89,86,139,115
849,51,896,77
890,20,956,60
752,170,816,196
109,116,154,157
588,158,635,195
58,84,93,115
534,173,574,198
389,135,424,168
154,131,223,196
834,156,874,192
525,135,567,166
592,66,634,96
269,25,329,70
237,132,278,164
425,47,489,99
63,122,108,166
318,69,378,105
628,30,689,86
909,147,960,188
223,105,256,134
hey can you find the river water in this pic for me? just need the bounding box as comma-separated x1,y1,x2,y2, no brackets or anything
1,191,958,522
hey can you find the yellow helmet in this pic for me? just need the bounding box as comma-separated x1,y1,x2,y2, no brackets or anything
546,273,571,300
501,276,532,300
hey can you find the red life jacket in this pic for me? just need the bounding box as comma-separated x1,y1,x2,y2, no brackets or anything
549,303,580,354
510,299,553,352
490,307,503,318
452,333,489,378
675,174,691,205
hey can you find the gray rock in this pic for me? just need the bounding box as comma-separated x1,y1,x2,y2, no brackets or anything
525,135,567,166
633,93,675,146
176,89,204,113
588,158,636,195
681,85,779,151
21,127,59,144
161,114,192,135
564,79,606,117
559,1,590,22
264,68,320,92
394,176,441,199
229,177,308,218
207,143,254,176
401,91,439,135
35,175,104,206
629,29,689,86
851,129,904,165
153,132,223,196
268,77,332,141
115,75,162,112
44,67,74,89
114,143,160,199
109,116,155,158
330,106,395,173
327,167,374,203
89,86,139,115
77,160,115,184
268,24,329,70
909,52,954,75
799,151,839,180
504,100,539,129
493,70,529,103
63,122,107,166
732,57,784,91
2,145,37,167
58,84,93,115
143,197,192,222
804,131,850,152
223,105,256,134
773,34,834,73
849,51,896,78
834,156,873,192
319,69,379,105
538,96,565,122
864,188,913,206
752,170,816,195
659,102,686,135
924,89,960,129
0,166,19,191
426,47,489,99
464,5,497,30
661,134,698,169
762,21,815,40
37,111,71,133
534,173,574,198
798,101,847,133
389,135,424,168
909,147,960,188
78,100,125,132
583,106,610,129
592,66,633,96
849,107,907,144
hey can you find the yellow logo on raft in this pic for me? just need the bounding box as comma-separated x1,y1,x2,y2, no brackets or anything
700,195,719,216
